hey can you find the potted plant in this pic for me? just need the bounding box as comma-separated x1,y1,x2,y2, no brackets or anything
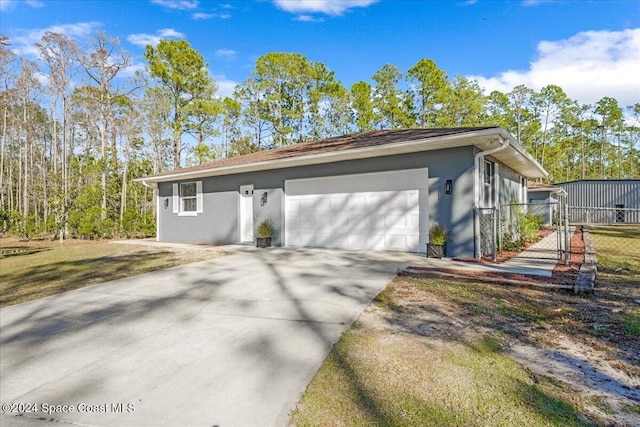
427,223,448,258
256,218,275,248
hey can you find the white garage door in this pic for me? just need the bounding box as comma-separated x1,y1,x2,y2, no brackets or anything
285,168,428,252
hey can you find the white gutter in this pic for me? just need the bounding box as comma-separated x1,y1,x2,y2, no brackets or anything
140,180,158,189
473,136,509,259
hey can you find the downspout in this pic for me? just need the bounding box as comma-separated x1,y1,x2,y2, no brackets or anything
140,180,160,241
473,137,508,258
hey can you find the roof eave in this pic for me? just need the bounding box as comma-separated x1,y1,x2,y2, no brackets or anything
135,128,548,184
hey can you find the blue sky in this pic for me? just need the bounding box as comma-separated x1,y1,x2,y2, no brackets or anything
1,0,639,106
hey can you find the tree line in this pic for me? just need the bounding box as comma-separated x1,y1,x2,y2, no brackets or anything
1,33,638,240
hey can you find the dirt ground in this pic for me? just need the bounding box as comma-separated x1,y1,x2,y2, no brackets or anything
371,228,640,426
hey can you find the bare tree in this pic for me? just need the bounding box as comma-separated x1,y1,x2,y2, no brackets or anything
36,31,79,242
0,35,17,211
78,31,141,221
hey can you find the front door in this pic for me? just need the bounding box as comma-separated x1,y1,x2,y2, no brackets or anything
240,185,254,243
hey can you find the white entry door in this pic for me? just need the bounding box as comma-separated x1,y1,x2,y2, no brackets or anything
285,169,428,252
239,185,254,243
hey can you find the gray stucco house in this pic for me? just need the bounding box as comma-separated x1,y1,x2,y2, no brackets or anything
136,127,547,258
527,182,568,225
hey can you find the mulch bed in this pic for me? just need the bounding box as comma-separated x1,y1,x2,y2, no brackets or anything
408,227,586,288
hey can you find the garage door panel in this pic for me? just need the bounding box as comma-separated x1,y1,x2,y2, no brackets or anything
301,198,316,210
330,196,348,210
301,215,316,227
317,215,332,231
349,234,367,249
287,232,302,245
285,169,428,252
369,214,386,229
408,214,420,227
386,213,407,227
351,220,369,234
408,192,420,207
288,199,302,214
348,195,366,210
366,193,387,209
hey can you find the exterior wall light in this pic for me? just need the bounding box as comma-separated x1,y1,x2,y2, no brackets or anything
445,180,453,195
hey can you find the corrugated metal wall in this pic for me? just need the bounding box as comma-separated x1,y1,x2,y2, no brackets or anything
558,180,640,208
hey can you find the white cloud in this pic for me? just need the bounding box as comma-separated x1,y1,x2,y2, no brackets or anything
471,28,640,106
127,28,185,47
150,0,198,10
120,61,147,79
273,0,378,16
0,0,15,11
158,28,184,38
214,74,238,98
192,12,214,19
295,14,324,22
191,12,231,20
10,22,101,56
0,0,42,11
215,49,237,60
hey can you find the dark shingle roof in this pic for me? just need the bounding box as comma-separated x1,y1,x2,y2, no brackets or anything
150,127,497,178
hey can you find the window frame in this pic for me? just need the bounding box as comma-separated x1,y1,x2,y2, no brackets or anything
173,181,203,216
482,160,495,208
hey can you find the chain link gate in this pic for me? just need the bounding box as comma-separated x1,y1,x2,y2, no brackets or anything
476,202,571,263
477,208,497,260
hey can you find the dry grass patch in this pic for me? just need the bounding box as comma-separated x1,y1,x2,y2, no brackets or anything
291,259,640,426
0,238,228,307
292,324,593,427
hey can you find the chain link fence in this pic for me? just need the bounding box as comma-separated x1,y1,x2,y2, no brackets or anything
477,208,497,259
568,206,640,225
568,207,640,264
476,204,639,265
477,202,569,263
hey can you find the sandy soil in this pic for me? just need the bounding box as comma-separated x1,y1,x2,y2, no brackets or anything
369,228,640,426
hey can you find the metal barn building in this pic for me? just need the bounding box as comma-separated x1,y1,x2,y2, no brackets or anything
557,179,640,224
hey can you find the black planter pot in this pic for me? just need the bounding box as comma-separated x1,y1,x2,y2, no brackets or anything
256,237,272,248
426,243,446,258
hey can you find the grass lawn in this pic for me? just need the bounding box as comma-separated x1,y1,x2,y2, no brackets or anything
290,227,640,426
0,238,228,307
589,225,640,275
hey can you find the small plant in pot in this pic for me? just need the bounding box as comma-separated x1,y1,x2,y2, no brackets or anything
427,223,449,258
256,218,275,248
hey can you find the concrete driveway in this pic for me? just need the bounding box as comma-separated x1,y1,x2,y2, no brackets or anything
1,247,419,427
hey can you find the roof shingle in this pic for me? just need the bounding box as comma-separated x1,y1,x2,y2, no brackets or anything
151,127,498,178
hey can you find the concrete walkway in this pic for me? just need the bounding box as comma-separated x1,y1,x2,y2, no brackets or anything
406,230,563,278
0,247,419,427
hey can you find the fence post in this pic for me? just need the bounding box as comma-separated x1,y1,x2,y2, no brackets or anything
492,207,497,262
498,206,502,257
564,201,570,265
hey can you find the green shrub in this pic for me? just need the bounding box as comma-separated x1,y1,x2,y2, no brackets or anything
0,210,22,235
501,203,545,252
429,223,449,245
521,212,545,243
256,218,275,238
